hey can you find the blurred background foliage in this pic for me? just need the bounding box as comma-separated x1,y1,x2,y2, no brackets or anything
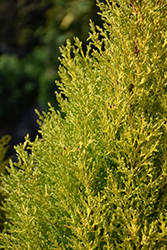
0,0,102,113
0,0,103,159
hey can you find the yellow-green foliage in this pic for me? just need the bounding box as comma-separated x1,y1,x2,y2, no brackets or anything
0,0,167,249
0,136,11,176
0,135,11,231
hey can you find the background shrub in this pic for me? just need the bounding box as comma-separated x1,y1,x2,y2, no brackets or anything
0,0,103,113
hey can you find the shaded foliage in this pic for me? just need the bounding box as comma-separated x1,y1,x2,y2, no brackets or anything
0,135,11,232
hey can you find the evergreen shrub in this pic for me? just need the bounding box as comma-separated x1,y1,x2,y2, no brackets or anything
0,0,167,249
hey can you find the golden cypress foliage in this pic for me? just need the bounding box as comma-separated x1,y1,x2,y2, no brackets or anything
0,1,167,249
0,135,11,232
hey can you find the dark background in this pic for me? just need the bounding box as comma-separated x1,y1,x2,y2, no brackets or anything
0,0,104,161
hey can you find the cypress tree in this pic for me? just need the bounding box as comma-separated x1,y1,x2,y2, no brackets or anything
0,0,166,249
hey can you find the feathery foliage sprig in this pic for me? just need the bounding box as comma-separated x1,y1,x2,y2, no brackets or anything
0,0,167,249
0,135,11,232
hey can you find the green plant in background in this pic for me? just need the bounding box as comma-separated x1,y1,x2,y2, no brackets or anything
0,135,11,232
0,0,167,249
0,54,39,121
0,0,102,113
0,0,51,50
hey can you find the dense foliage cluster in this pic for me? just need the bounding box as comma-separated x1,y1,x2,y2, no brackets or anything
0,0,167,249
